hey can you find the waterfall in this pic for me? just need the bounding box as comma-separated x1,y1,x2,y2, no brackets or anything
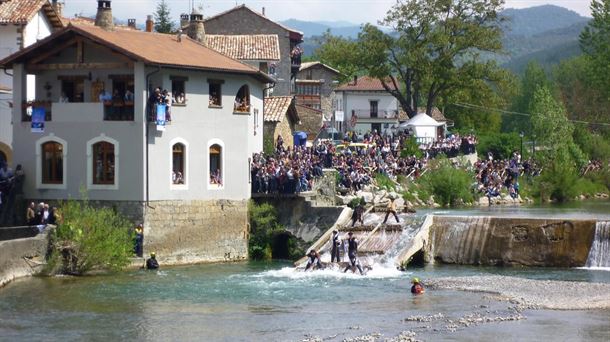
585,221,610,268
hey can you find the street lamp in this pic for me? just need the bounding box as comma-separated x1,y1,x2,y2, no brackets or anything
519,131,524,160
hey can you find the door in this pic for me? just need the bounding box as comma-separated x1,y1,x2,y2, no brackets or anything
369,101,378,118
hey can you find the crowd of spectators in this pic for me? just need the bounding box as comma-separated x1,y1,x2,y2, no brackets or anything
251,130,479,195
148,87,173,122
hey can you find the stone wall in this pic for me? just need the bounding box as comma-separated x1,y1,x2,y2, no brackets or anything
428,216,596,267
0,232,48,287
143,200,249,265
254,196,342,242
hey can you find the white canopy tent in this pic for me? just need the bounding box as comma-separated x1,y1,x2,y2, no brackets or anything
398,113,445,143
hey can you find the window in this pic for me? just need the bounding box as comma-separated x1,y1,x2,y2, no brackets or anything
92,142,115,185
87,135,119,190
370,100,378,118
209,144,222,187
234,85,250,113
106,75,135,121
172,143,185,185
208,79,224,107
41,141,63,184
306,69,312,80
171,76,188,105
61,79,84,103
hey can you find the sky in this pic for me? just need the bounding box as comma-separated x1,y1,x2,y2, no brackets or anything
61,0,592,25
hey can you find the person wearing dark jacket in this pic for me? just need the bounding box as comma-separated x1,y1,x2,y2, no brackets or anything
330,230,341,262
343,232,364,275
304,249,323,271
146,252,159,270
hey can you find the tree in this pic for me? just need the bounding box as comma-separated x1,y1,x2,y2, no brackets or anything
579,0,610,97
313,31,361,83
154,0,175,33
504,61,550,133
357,0,506,118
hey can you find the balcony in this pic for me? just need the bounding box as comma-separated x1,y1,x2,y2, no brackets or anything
21,100,135,123
290,46,303,78
349,109,400,121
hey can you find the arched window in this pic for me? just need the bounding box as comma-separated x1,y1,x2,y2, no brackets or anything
234,85,250,112
92,141,115,184
0,150,6,165
209,144,222,186
172,143,185,185
41,141,63,184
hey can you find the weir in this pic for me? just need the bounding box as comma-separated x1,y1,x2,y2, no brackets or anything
585,221,610,268
301,212,606,269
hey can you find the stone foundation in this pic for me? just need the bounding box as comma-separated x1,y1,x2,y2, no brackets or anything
0,232,48,287
143,200,249,265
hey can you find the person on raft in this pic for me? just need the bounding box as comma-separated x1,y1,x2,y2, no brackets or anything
411,277,425,294
304,249,323,271
351,202,365,227
343,232,364,275
331,230,341,263
146,252,159,270
383,197,400,224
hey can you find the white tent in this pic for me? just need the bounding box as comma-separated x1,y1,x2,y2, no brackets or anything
398,113,445,143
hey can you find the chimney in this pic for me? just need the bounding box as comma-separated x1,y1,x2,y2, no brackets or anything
187,9,206,45
262,7,265,16
145,15,154,32
353,75,358,85
94,0,114,30
51,0,63,18
180,13,189,30
127,18,136,29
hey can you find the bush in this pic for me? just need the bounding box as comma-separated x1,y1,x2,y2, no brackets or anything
374,172,397,191
46,197,134,275
477,132,522,160
532,147,579,202
400,136,423,158
418,158,475,207
574,178,608,197
248,200,304,261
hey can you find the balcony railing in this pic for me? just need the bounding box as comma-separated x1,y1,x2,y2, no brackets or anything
22,100,135,122
21,101,52,122
349,109,400,119
103,100,134,121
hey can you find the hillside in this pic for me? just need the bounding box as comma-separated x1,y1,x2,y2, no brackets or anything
287,5,589,74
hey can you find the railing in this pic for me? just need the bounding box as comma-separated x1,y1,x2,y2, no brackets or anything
21,101,52,122
103,100,134,121
349,109,400,119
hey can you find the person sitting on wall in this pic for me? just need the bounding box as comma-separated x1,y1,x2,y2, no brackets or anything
146,252,159,270
411,277,425,294
304,249,323,271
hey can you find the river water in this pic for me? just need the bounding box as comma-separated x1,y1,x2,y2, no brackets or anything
1,202,609,341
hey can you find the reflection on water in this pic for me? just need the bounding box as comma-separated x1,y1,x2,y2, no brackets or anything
1,262,609,341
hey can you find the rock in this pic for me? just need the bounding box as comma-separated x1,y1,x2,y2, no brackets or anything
356,191,374,204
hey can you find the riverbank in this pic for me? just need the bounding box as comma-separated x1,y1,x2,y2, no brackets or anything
427,275,610,310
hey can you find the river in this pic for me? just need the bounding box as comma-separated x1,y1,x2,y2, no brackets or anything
0,202,609,341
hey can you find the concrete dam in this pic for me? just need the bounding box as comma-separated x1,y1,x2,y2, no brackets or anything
300,208,609,269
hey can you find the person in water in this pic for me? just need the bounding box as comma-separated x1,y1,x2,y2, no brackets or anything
351,202,365,227
304,249,323,271
411,277,425,294
146,252,159,270
331,230,341,263
383,197,400,224
343,232,364,275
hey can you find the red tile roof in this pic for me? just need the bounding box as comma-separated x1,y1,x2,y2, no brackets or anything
335,76,397,92
0,24,273,83
206,34,280,61
0,0,62,28
264,96,298,123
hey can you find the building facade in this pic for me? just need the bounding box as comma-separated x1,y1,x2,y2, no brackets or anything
203,5,303,96
0,0,63,165
1,6,270,263
334,76,401,136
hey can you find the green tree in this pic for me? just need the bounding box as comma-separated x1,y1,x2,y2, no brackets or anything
154,0,175,33
313,31,360,83
504,61,550,133
579,0,610,98
418,158,475,207
46,197,134,275
365,0,506,118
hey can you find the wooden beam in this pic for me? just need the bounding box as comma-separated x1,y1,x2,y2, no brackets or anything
29,38,79,65
26,62,134,71
76,39,84,63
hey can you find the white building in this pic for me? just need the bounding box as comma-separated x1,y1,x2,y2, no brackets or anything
0,1,270,262
399,113,446,143
334,76,401,136
0,0,63,165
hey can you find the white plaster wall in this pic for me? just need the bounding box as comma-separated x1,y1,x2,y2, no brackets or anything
343,92,397,118
146,68,264,201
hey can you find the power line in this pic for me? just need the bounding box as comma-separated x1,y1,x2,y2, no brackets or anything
451,102,610,127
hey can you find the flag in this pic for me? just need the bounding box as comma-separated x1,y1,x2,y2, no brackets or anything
31,107,45,133
156,104,166,131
